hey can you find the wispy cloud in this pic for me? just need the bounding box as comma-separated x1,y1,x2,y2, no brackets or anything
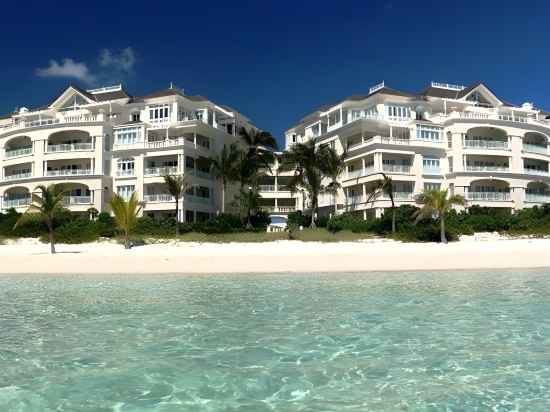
36,58,96,84
35,47,136,86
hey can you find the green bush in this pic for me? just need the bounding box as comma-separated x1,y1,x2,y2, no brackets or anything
134,216,175,237
327,212,371,233
51,218,99,244
194,214,243,234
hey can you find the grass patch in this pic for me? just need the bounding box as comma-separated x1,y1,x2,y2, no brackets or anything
290,228,376,242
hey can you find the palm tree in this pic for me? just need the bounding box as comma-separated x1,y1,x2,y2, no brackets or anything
279,141,327,228
209,143,241,214
14,184,66,254
414,189,466,243
239,127,277,171
163,174,189,236
367,173,397,233
109,192,143,249
321,147,346,216
237,186,261,229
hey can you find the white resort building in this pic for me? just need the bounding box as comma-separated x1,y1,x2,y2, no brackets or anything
0,84,294,222
283,81,550,218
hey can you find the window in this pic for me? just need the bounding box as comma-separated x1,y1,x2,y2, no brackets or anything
417,125,442,141
423,157,440,170
424,183,441,191
131,112,140,122
117,158,135,176
114,127,142,145
185,210,195,223
447,132,452,148
148,105,170,122
117,185,135,200
328,110,341,127
386,105,410,120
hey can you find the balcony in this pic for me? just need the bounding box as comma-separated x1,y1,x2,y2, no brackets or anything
46,169,92,177
259,184,275,192
467,192,511,201
144,166,179,176
262,206,296,213
144,194,174,203
522,144,548,155
3,197,31,208
5,147,32,158
4,172,32,181
47,142,94,153
423,167,442,175
525,194,550,203
187,169,212,180
524,168,549,176
0,113,105,134
63,196,92,205
465,165,509,172
187,195,212,205
116,169,135,177
382,164,411,174
464,139,509,150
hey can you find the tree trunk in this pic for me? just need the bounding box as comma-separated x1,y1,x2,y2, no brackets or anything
175,198,180,236
125,231,131,249
49,228,56,254
440,212,447,244
333,192,337,216
246,208,253,229
310,197,317,228
221,184,225,214
391,206,396,233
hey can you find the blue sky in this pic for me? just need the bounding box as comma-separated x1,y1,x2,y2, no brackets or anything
1,0,549,147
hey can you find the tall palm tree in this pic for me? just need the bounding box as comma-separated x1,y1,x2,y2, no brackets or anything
109,192,143,249
279,141,327,228
367,173,397,233
414,189,466,243
321,147,346,216
238,186,261,229
209,143,241,214
163,174,189,236
14,184,66,254
239,127,277,171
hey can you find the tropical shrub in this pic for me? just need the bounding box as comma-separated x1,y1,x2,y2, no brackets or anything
51,218,99,244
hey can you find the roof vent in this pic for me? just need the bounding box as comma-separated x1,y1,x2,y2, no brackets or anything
431,81,465,91
87,84,122,94
18,107,29,114
369,81,385,95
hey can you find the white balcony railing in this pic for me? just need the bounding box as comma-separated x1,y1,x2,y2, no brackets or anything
423,167,442,175
46,169,92,177
465,165,509,172
2,197,31,208
187,195,211,205
525,194,550,203
47,142,94,153
467,192,511,201
63,196,92,205
524,168,549,176
116,169,135,177
382,164,411,174
4,172,32,181
522,144,548,155
144,166,179,176
346,167,375,179
144,194,174,203
464,139,509,150
0,113,104,133
259,185,275,192
5,147,32,158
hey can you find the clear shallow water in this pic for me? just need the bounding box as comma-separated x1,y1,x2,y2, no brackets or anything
1,270,550,411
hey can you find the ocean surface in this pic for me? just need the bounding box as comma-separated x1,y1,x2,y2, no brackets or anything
1,270,549,411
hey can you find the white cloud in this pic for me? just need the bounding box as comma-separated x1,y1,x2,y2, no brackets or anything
36,58,96,84
99,47,136,73
35,47,136,85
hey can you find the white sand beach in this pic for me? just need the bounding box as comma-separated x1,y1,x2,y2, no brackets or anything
0,235,549,275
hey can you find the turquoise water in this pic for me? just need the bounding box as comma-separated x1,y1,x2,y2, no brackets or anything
1,270,550,411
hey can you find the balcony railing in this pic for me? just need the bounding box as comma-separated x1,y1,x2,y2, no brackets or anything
261,206,296,213
423,167,442,175
525,194,550,203
4,172,32,181
46,169,92,177
63,196,92,205
47,142,94,153
464,139,509,150
381,192,414,200
259,184,275,192
522,144,548,155
5,147,32,158
3,197,31,208
187,169,212,180
187,195,212,205
465,165,509,172
524,168,549,176
144,194,174,203
382,164,411,174
467,192,511,201
116,169,135,177
0,113,104,133
144,166,179,176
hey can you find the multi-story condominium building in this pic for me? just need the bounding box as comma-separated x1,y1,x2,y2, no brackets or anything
284,81,550,218
0,84,266,222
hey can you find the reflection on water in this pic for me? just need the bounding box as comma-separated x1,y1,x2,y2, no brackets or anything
1,270,550,411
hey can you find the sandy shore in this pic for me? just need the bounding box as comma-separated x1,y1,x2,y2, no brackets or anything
0,235,549,275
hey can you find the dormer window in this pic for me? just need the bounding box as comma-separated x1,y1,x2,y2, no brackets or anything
466,90,492,108
149,104,170,122
131,112,140,122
